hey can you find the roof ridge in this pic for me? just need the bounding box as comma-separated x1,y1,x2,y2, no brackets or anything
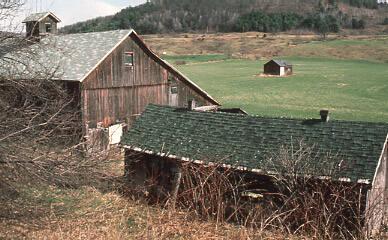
22,11,61,23
146,104,388,126
59,29,133,37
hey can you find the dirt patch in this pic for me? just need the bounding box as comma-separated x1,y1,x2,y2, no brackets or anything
337,83,349,87
256,73,293,78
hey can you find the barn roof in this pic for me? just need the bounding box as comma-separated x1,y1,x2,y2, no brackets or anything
121,104,388,183
0,29,219,105
22,12,61,23
1,30,131,81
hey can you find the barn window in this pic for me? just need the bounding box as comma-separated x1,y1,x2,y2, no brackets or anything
124,52,134,66
171,86,178,94
45,23,52,33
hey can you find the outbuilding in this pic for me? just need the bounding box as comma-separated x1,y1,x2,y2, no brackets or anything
264,59,293,76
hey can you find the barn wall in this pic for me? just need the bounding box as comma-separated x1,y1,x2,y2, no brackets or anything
168,75,207,107
285,66,293,76
38,16,58,35
81,33,213,132
367,137,388,235
264,61,280,75
280,66,285,76
385,146,388,231
26,22,39,37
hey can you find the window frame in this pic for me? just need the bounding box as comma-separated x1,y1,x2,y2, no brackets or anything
171,86,178,94
45,22,52,33
124,51,134,67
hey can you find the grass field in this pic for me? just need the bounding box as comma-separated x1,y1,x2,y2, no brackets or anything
3,33,388,239
166,55,388,122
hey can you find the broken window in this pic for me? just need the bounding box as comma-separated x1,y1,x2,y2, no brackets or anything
124,52,134,66
171,86,178,94
45,23,52,33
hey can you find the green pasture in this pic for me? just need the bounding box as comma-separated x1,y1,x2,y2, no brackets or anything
172,56,388,122
164,54,227,64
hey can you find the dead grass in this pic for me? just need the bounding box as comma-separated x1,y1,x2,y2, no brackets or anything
0,157,307,240
0,184,305,240
143,32,388,63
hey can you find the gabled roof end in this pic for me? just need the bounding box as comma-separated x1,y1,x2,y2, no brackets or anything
22,12,61,23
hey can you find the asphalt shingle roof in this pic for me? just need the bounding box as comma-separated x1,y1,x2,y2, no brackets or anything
1,30,132,81
271,60,291,66
122,104,388,183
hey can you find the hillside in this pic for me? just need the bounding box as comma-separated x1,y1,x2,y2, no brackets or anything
61,0,388,34
146,33,388,122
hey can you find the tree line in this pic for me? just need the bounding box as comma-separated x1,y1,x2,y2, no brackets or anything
61,0,369,35
340,0,378,9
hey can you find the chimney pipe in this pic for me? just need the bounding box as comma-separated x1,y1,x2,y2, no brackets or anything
320,109,329,122
188,100,196,111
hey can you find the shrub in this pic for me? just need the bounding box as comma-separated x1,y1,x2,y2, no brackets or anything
352,18,366,29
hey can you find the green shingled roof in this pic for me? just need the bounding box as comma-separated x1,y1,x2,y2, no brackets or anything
1,30,131,81
121,104,388,183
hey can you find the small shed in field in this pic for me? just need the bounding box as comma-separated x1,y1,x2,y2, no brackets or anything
264,60,293,76
122,104,388,235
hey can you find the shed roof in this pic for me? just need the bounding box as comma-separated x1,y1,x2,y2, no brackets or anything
122,104,388,183
22,12,61,23
267,60,291,67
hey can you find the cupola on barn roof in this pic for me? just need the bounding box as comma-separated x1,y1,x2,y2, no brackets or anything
22,12,61,23
23,12,61,37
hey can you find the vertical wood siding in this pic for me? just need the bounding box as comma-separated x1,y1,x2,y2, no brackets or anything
367,140,388,235
81,34,211,129
39,16,58,35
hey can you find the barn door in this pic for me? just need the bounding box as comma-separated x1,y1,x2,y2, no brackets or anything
168,74,178,107
169,85,178,106
280,67,285,76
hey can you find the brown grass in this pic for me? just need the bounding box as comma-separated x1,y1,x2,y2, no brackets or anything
0,157,305,240
0,184,304,240
143,32,388,62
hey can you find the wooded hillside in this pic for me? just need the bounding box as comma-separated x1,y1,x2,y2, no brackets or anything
61,0,388,34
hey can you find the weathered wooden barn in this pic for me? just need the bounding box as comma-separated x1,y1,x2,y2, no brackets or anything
23,12,61,37
264,59,293,76
122,104,388,235
2,12,219,149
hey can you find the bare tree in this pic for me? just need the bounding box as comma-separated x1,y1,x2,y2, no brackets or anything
127,140,375,239
0,0,113,192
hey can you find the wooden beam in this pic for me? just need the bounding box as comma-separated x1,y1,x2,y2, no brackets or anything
170,165,182,210
193,105,219,112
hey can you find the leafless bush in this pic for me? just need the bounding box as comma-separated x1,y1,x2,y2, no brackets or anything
0,71,114,188
127,140,374,239
261,140,370,239
176,162,243,223
0,1,116,192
